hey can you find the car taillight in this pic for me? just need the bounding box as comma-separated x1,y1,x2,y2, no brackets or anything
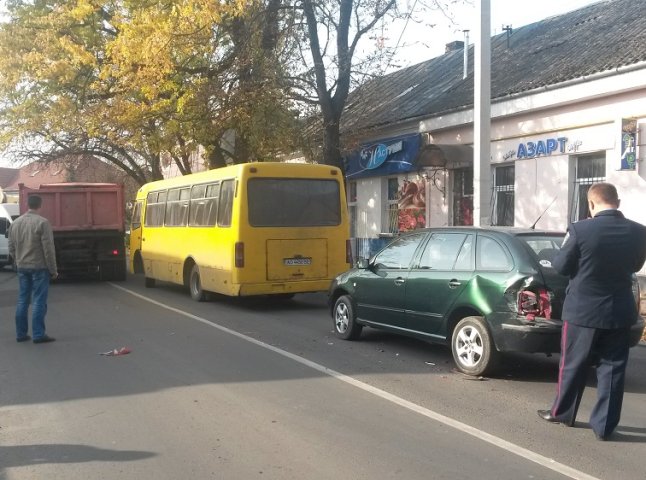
111,249,119,256
346,239,353,265
235,242,244,268
518,288,552,321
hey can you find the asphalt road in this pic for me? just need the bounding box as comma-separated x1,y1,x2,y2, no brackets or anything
1,270,645,480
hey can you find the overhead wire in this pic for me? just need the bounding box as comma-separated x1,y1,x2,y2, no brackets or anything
384,0,420,72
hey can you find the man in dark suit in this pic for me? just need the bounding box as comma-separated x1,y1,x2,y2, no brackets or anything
537,182,646,440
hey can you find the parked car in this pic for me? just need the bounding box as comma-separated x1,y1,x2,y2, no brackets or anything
329,227,644,376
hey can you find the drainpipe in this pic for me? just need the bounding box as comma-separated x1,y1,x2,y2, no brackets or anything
463,30,469,79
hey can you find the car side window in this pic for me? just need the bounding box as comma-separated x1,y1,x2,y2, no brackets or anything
453,234,475,270
418,233,467,270
477,236,512,271
373,233,426,269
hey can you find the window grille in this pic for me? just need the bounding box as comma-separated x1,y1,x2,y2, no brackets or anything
452,168,473,226
492,165,515,226
570,153,605,222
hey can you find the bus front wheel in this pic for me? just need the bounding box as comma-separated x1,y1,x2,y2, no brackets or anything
189,264,207,302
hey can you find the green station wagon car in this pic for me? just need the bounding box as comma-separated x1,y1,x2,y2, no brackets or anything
329,227,644,376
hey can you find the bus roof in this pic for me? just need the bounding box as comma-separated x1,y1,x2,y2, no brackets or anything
135,162,342,198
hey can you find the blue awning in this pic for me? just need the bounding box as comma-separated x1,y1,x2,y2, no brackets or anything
344,134,421,179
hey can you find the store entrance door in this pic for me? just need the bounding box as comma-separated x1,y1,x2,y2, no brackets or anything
452,167,473,226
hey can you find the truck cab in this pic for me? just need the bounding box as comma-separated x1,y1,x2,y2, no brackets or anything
0,203,20,268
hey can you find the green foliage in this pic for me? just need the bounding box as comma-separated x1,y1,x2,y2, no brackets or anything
0,0,304,183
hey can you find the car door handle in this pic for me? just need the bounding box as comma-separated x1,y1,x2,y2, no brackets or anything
394,277,406,286
448,279,461,288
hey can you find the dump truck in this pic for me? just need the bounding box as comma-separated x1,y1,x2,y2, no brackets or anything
19,183,127,280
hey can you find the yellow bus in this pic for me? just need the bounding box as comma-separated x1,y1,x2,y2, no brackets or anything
129,162,351,300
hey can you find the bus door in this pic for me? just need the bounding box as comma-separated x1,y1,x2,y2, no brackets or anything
129,200,143,273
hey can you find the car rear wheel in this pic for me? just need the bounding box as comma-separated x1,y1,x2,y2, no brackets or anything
189,264,207,302
451,316,499,376
333,295,362,340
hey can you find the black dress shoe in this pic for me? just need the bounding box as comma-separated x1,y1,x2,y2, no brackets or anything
16,335,31,343
537,409,566,424
33,335,56,344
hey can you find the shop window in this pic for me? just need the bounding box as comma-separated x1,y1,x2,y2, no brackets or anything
492,165,515,226
570,153,606,222
347,180,357,238
452,167,473,226
384,177,399,233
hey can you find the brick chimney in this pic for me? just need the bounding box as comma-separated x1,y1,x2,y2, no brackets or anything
445,40,465,53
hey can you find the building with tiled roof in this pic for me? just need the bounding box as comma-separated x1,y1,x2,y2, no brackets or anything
341,0,646,272
342,0,646,135
0,155,139,203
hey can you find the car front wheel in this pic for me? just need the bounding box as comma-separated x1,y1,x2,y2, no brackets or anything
333,295,362,340
451,316,499,376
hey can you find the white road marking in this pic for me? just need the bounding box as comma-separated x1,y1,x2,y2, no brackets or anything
111,283,599,480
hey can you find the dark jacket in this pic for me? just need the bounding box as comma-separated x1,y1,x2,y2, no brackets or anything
552,209,646,329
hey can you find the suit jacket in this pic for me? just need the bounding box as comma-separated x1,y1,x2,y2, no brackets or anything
552,209,646,329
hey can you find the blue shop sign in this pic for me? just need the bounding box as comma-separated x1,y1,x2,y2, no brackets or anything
345,134,421,179
516,137,567,159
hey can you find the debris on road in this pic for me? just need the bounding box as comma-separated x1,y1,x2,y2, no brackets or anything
99,347,131,356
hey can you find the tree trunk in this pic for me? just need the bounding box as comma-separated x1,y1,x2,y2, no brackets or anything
323,121,344,172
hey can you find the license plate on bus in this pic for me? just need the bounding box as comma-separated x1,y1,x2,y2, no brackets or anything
284,257,312,266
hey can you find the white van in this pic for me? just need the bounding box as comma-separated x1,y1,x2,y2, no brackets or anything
0,203,20,267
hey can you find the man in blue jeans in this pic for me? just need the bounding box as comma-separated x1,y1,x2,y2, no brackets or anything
8,194,58,343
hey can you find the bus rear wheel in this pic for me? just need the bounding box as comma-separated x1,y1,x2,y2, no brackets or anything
189,264,207,302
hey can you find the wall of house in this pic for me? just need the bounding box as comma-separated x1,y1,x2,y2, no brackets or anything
350,84,646,265
427,87,646,230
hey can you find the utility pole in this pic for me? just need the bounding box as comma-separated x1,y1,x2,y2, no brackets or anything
474,0,491,227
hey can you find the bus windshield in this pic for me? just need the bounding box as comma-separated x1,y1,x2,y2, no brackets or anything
247,178,341,227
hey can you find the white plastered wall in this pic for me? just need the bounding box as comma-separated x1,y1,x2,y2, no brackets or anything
355,176,384,237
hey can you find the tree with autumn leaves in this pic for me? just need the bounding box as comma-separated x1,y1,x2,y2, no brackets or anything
0,1,445,184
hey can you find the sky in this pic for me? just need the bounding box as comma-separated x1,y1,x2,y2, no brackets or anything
376,0,603,72
0,0,603,169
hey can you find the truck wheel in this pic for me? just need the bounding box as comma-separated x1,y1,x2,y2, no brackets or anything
144,276,156,288
113,261,127,281
100,261,126,281
189,264,207,302
451,316,499,376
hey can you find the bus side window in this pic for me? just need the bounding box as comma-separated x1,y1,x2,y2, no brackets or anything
205,183,220,226
178,188,190,226
189,184,207,226
145,192,157,226
218,180,234,227
165,188,180,226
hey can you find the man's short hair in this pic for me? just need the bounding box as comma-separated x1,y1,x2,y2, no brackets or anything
588,182,619,205
27,195,42,210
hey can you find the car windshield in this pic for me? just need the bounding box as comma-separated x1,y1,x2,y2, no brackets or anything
515,234,565,266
